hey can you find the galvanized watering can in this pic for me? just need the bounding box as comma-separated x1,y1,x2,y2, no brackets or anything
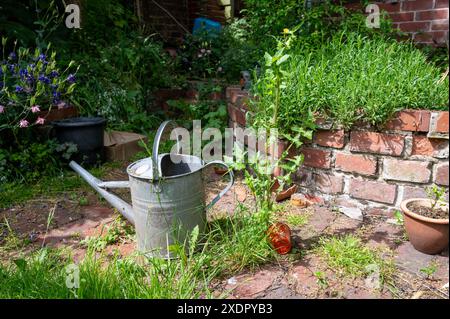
70,120,234,258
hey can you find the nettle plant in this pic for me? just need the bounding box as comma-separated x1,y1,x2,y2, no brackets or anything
229,29,314,211
0,38,78,131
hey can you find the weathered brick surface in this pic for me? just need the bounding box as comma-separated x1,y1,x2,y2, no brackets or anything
349,179,397,204
435,111,449,133
432,21,449,30
301,148,332,169
415,9,449,21
350,131,405,156
314,172,344,194
436,0,449,9
390,12,414,22
412,136,449,158
385,110,430,132
435,162,449,186
227,104,246,126
398,21,431,32
225,86,242,99
335,153,378,176
414,31,448,43
402,186,428,201
402,0,434,11
383,159,431,183
313,130,345,148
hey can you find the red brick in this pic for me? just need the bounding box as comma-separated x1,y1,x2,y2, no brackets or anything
235,109,246,127
432,22,449,30
378,2,401,12
313,130,345,149
435,162,449,186
414,31,448,43
227,103,236,122
227,104,246,126
435,0,449,9
415,9,449,21
226,86,243,100
435,111,449,133
383,159,431,183
401,0,434,11
301,148,332,169
385,110,430,132
402,186,428,201
397,21,431,32
390,12,414,22
335,153,378,176
314,172,344,194
366,207,395,218
349,131,405,156
349,179,397,204
412,136,449,157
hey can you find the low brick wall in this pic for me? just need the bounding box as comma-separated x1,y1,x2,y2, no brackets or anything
226,85,449,215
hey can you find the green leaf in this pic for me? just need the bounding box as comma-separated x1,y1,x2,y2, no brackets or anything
264,52,273,66
276,54,290,65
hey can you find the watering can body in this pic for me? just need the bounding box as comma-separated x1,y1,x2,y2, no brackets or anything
70,121,234,259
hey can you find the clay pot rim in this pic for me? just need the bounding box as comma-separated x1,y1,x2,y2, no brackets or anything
401,198,449,225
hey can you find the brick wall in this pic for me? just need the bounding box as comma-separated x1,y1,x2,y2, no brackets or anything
137,0,229,44
347,0,449,45
138,0,189,44
226,85,449,215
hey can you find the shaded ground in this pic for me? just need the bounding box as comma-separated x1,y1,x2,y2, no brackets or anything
0,165,448,299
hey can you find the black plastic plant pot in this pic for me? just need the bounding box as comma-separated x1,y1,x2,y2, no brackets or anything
52,117,106,166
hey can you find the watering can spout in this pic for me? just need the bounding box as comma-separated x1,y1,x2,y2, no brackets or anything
69,161,135,225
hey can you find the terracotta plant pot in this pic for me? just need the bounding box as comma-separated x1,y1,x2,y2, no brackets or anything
401,198,449,255
275,184,298,202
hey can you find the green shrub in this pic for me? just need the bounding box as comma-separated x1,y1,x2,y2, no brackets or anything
256,32,448,132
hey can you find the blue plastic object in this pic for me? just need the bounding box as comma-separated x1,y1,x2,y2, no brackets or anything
193,17,222,37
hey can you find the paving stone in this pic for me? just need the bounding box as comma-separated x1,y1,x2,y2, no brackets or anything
339,206,363,221
260,285,302,299
308,206,336,233
395,242,436,275
288,264,319,297
225,269,281,298
366,221,404,249
328,214,363,234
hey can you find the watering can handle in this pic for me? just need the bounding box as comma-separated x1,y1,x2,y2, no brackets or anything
203,160,234,210
152,120,181,179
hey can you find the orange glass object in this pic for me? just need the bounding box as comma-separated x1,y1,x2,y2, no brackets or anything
267,222,292,255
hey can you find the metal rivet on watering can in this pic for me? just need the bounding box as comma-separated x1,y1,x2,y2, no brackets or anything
70,120,234,259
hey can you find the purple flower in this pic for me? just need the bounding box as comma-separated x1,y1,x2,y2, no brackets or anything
0,105,4,113
15,85,23,93
35,117,45,125
38,53,46,61
67,74,76,83
19,68,28,79
38,74,51,84
8,64,15,73
50,70,59,78
8,52,16,60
